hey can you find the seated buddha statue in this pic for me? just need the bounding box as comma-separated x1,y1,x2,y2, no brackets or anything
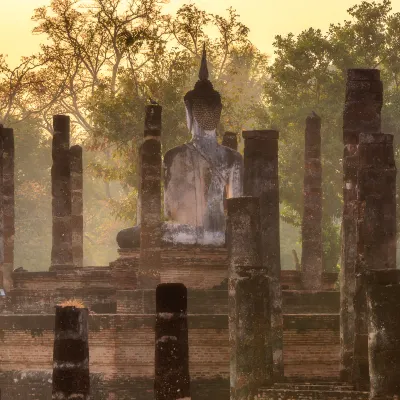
117,46,243,247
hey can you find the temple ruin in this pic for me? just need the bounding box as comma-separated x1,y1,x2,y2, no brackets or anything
0,47,399,400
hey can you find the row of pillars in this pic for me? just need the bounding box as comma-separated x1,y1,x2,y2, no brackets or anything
0,115,83,291
138,103,285,387
340,68,400,398
50,69,400,400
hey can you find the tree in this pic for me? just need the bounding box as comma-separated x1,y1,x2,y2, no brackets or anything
261,0,400,271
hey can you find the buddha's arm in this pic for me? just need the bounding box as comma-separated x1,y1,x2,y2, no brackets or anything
227,156,243,199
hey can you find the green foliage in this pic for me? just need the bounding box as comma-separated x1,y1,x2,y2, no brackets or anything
260,0,400,270
3,0,400,270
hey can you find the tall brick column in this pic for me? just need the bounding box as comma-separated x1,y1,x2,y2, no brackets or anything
0,125,4,289
155,283,190,400
366,269,400,400
227,197,272,400
222,131,238,151
340,69,382,383
301,112,322,290
52,305,90,399
242,129,283,381
139,104,162,288
70,145,83,268
51,115,73,270
352,133,396,389
1,127,15,291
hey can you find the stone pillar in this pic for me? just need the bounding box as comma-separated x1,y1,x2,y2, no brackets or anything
70,145,83,268
357,133,396,270
0,125,4,289
139,104,162,288
155,283,190,400
340,69,382,383
365,269,400,400
222,131,238,151
352,132,396,389
301,112,322,290
227,197,272,400
242,129,283,381
52,306,90,399
1,127,14,291
51,115,73,270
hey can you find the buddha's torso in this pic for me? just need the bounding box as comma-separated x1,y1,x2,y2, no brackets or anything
163,138,242,245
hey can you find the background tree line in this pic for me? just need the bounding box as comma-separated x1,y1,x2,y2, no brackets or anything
0,0,398,271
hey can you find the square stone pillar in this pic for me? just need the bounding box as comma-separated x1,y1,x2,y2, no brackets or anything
0,125,4,289
1,127,15,291
50,115,73,270
138,104,162,288
222,131,238,151
70,145,83,268
155,283,190,400
227,197,272,400
242,129,283,381
340,69,382,383
366,269,400,400
52,306,90,399
301,112,323,290
352,133,396,389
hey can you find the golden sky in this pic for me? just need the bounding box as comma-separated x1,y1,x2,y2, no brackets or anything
2,0,399,67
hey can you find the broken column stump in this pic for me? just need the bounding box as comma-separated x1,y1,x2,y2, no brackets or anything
242,129,283,381
340,68,383,383
155,283,190,400
366,269,400,400
222,131,238,151
1,127,15,291
227,197,272,400
52,305,90,400
139,104,162,288
301,112,323,290
352,132,397,389
51,115,73,270
70,145,83,268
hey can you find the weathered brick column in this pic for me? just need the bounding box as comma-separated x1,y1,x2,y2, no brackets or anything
365,269,400,400
50,115,73,270
2,127,15,290
222,131,238,151
301,112,322,290
0,125,4,289
340,69,382,383
155,283,190,400
227,197,272,400
352,132,396,389
242,129,283,381
139,104,162,288
70,145,83,268
52,305,90,399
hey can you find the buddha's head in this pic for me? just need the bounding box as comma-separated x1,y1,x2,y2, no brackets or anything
184,45,222,140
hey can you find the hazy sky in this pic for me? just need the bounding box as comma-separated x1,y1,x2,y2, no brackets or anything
2,0,400,66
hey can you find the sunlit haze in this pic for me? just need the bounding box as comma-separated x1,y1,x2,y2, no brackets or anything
2,0,394,66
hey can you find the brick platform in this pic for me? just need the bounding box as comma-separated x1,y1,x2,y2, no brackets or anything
0,245,341,399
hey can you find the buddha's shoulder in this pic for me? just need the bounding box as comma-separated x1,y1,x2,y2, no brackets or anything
219,145,243,165
164,144,190,164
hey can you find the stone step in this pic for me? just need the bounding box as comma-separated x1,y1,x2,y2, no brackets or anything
258,387,369,400
271,382,355,391
282,290,339,314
